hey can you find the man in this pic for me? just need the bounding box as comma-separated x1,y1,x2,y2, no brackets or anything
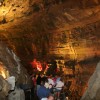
37,81,50,100
36,74,42,91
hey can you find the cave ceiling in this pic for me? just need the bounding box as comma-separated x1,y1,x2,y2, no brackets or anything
0,0,100,67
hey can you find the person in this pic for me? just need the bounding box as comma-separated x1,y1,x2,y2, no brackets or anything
47,95,54,100
41,95,54,100
32,75,37,86
55,78,64,99
55,75,61,84
37,81,50,100
48,76,55,86
41,74,48,85
55,78,64,90
36,74,42,91
31,75,37,99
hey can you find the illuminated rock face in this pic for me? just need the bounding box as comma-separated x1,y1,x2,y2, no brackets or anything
0,0,99,99
0,0,99,65
0,42,30,99
0,0,99,23
48,27,100,60
81,62,100,100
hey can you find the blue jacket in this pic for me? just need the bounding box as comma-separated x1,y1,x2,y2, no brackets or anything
37,86,50,100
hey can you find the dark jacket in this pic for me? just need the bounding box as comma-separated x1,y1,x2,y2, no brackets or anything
37,76,41,85
37,86,50,100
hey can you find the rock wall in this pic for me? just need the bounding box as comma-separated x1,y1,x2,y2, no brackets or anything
81,61,100,100
0,75,10,100
0,0,100,69
0,42,31,99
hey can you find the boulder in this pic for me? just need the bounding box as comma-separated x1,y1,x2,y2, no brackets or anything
0,75,10,100
8,87,25,100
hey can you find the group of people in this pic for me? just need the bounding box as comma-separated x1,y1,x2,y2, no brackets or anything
31,74,64,100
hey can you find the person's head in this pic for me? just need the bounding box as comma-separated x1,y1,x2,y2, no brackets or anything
47,95,54,100
44,82,49,88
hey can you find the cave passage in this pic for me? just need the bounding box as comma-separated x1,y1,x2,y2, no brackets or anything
0,0,100,100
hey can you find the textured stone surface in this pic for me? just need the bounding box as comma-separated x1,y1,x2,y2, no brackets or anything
81,61,100,100
0,0,99,71
0,75,10,100
0,42,31,99
8,88,25,100
0,0,99,99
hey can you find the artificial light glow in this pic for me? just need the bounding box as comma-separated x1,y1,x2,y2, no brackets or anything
31,59,42,71
0,0,3,6
0,7,9,16
0,63,9,79
0,66,6,79
68,43,77,60
0,2,2,6
1,70,6,79
37,62,42,71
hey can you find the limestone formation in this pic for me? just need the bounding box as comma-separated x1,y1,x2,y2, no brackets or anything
0,42,31,99
0,75,10,100
81,61,100,100
8,87,25,100
0,0,99,99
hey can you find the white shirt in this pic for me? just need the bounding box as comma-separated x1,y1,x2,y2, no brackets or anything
48,78,55,86
55,81,64,90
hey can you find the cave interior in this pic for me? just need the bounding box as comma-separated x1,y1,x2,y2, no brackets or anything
0,0,100,100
